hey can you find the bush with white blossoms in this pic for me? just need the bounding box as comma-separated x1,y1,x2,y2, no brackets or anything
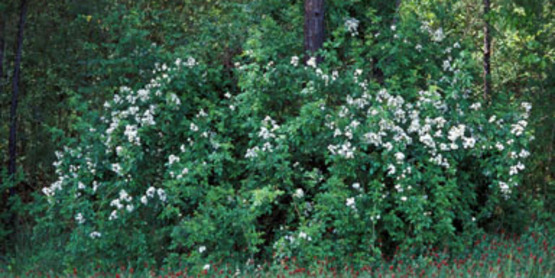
36,11,532,269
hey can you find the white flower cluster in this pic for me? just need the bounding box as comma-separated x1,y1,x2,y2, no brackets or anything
75,213,86,224
109,189,135,220
290,56,299,67
346,197,356,211
316,70,531,205
139,186,167,206
42,149,91,198
327,141,356,159
89,231,102,239
499,181,511,197
103,85,159,148
420,21,445,42
344,17,360,36
293,188,304,198
245,116,280,159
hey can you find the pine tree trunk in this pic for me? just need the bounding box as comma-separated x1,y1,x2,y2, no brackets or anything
0,11,5,86
304,0,325,64
483,0,491,100
8,0,29,187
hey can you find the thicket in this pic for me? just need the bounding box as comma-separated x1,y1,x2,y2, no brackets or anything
0,0,552,273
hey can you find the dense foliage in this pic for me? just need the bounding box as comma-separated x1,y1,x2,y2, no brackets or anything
0,0,552,274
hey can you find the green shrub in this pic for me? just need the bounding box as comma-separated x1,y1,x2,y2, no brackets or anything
34,10,534,271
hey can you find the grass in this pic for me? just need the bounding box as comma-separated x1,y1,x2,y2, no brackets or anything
1,230,553,277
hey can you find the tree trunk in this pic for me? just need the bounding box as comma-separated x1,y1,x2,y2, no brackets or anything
0,11,5,86
8,0,28,186
304,0,324,64
483,0,491,100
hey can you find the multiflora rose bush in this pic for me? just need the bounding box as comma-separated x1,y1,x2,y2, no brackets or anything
36,18,533,270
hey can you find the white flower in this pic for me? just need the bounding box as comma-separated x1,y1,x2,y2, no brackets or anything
110,199,123,209
293,188,304,198
111,163,122,174
168,154,180,165
472,217,476,222
119,189,132,202
199,246,207,253
432,27,445,42
141,195,148,205
344,18,360,36
190,123,199,132
387,164,396,176
78,182,86,190
89,231,102,239
363,132,382,146
400,196,407,202
203,264,210,271
124,125,139,144
258,126,275,140
197,109,208,118
157,188,167,202
448,124,466,141
489,115,497,123
126,204,134,212
75,213,85,224
391,25,396,31
245,146,259,159
462,137,476,149
394,152,405,162
185,57,197,67
146,186,156,198
42,187,54,197
109,210,118,221
346,197,356,210
333,128,342,137
380,141,392,151
511,123,525,136
521,102,532,113
168,93,181,106
290,56,299,67
115,146,124,156
415,44,423,52
470,102,481,110
306,57,317,68
499,181,511,196
299,231,308,239
419,133,436,148
352,183,360,190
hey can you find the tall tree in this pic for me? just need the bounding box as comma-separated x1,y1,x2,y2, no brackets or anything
304,0,324,63
8,0,28,187
0,8,4,87
483,0,491,99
